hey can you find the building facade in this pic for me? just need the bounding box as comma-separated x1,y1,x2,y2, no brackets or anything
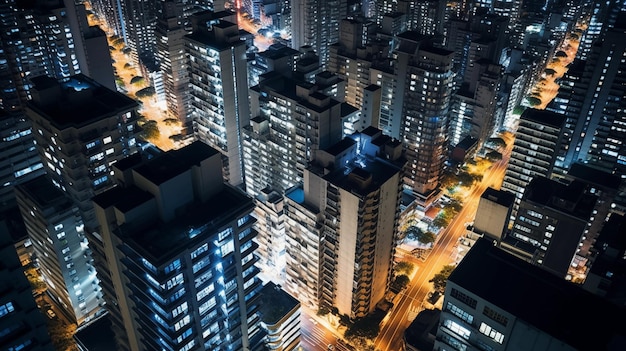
15,175,103,325
501,108,565,220
434,238,626,351
285,127,404,319
186,12,251,187
93,141,264,351
24,74,140,231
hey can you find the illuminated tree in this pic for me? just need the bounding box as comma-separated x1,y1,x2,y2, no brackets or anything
429,265,456,294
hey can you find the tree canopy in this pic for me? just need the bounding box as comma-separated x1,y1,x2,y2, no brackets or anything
429,265,456,294
527,96,542,106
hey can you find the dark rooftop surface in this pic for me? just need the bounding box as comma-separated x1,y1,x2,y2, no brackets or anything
523,177,597,219
133,141,219,185
404,308,440,350
324,137,356,156
450,238,626,351
185,21,245,51
480,187,515,207
258,282,300,325
17,175,72,211
520,108,566,129
258,43,299,59
116,185,253,264
74,315,117,351
28,74,138,129
340,102,359,117
568,162,621,190
256,72,342,113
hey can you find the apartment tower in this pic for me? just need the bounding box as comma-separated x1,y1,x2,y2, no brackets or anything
93,141,264,351
186,11,251,187
285,127,404,319
15,176,103,325
501,108,565,220
396,32,454,207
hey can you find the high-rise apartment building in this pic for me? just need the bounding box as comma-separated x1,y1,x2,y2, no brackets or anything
186,12,250,187
501,108,565,219
501,176,598,279
24,74,140,231
247,43,299,88
93,141,264,351
244,70,343,196
435,237,626,351
285,127,404,319
15,175,103,325
0,220,54,351
399,0,446,37
564,22,626,176
449,59,502,147
396,32,454,207
583,213,626,306
328,18,389,111
290,0,347,67
156,0,191,130
254,187,287,284
0,110,45,211
257,282,301,351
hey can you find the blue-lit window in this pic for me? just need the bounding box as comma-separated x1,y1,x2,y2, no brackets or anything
142,258,157,273
446,302,474,324
164,259,181,274
443,319,471,340
237,215,250,227
0,302,15,317
8,339,32,351
238,228,251,240
220,240,234,257
218,227,232,241
177,328,193,344
93,175,108,187
172,302,188,318
191,243,208,260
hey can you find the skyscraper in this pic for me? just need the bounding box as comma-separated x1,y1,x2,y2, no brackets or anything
501,176,598,279
565,22,626,176
93,141,264,351
501,108,565,219
186,11,251,187
290,0,347,67
24,74,140,231
285,127,404,319
435,237,626,351
0,110,45,211
15,175,103,325
244,70,343,196
396,32,454,207
155,0,191,129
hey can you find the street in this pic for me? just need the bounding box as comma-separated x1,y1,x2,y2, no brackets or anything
375,137,513,350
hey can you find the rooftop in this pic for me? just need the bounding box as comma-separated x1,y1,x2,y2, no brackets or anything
258,282,300,325
115,185,253,264
480,187,515,207
133,141,219,185
520,108,566,129
323,154,401,197
27,74,138,129
523,177,597,219
17,175,73,212
450,238,626,351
